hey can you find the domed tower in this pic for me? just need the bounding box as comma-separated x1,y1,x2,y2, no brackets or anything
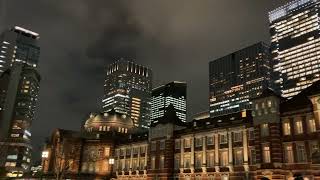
83,109,135,137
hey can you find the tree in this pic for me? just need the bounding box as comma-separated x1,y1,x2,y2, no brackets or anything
53,140,78,180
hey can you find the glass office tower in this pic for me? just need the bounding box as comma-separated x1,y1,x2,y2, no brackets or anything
151,81,187,124
0,26,40,73
0,26,40,177
269,0,320,98
209,42,272,117
103,58,152,129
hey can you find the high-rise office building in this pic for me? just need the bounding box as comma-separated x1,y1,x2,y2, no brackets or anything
0,26,40,73
103,58,152,129
0,26,40,177
151,81,187,124
0,64,40,177
269,0,320,98
209,42,273,117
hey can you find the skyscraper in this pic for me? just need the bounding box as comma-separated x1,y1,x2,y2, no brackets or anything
0,26,40,177
269,0,320,98
0,64,40,177
151,81,187,124
103,58,152,129
209,42,273,117
0,26,40,73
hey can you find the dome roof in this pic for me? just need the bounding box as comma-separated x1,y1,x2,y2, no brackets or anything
84,109,134,129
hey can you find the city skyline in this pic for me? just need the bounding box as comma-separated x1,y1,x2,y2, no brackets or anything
0,0,291,165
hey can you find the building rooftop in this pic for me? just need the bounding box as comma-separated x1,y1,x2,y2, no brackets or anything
280,80,320,113
268,0,316,22
12,26,40,39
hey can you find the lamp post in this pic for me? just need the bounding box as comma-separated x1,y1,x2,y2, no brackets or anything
40,151,49,179
108,158,115,180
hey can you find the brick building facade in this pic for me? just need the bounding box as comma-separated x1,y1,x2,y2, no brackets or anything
42,83,320,179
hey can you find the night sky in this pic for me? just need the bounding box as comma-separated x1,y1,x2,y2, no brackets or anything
0,0,289,162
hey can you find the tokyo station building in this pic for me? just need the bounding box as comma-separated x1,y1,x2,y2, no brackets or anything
41,82,320,179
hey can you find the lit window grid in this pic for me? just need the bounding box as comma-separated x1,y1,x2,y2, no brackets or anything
151,95,186,122
269,0,316,22
272,42,320,97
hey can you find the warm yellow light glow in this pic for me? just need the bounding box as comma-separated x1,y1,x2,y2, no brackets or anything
109,158,115,165
42,151,49,158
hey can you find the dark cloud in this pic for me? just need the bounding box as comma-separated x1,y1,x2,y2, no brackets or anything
1,0,290,162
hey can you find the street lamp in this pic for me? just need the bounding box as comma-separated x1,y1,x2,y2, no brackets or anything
41,151,49,158
108,158,114,165
108,158,115,180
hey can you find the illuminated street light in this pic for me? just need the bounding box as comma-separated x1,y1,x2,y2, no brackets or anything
42,151,49,158
109,158,115,165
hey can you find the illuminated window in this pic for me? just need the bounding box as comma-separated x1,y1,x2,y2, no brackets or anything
140,146,146,154
220,150,228,166
296,143,306,162
284,144,294,163
184,154,191,168
283,121,291,135
234,149,243,165
207,136,214,145
195,138,202,147
262,144,271,163
132,158,138,170
7,155,17,160
184,139,191,148
133,147,138,155
5,162,16,167
195,153,202,168
206,151,214,167
151,156,156,169
261,124,269,137
125,159,130,170
255,103,259,110
308,119,316,133
175,139,181,149
139,158,145,170
267,100,272,107
126,148,131,156
310,141,319,155
220,134,227,144
233,132,242,142
159,155,165,169
295,120,303,134
10,134,19,138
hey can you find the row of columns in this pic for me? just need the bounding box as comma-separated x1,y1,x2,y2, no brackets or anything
179,129,249,173
115,145,148,176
